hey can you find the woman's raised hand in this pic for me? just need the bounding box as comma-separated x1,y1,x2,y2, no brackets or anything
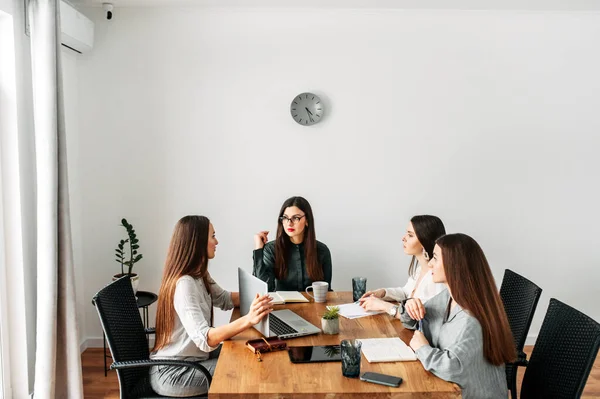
360,288,385,300
245,293,273,326
254,231,269,249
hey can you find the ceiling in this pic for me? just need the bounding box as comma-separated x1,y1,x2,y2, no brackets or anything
71,0,600,11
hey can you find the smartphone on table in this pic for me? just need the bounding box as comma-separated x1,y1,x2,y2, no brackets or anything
360,372,403,387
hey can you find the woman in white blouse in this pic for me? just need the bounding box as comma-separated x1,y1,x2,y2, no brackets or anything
359,215,446,314
150,215,273,397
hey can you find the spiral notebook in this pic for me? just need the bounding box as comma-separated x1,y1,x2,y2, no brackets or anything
357,338,417,362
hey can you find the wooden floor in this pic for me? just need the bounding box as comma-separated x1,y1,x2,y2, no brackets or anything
82,346,600,398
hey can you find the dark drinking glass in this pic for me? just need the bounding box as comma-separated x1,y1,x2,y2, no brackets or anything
352,277,367,302
341,339,362,378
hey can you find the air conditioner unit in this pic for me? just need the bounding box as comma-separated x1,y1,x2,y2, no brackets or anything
60,0,94,53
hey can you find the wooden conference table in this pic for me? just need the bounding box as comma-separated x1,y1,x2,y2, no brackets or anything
209,291,460,398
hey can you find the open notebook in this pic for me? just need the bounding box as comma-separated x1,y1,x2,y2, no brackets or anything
268,291,309,305
357,338,417,362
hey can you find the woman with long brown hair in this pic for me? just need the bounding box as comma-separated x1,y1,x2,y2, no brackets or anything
401,233,515,399
253,196,332,292
359,215,446,316
150,215,272,397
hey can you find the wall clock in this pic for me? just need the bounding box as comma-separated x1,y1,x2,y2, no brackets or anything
290,93,323,126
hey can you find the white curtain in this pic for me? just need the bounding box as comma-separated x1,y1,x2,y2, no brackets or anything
29,0,83,397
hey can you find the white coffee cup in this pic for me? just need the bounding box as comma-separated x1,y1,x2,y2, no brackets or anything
305,281,328,303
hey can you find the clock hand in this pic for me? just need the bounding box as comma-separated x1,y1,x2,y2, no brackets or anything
305,107,314,122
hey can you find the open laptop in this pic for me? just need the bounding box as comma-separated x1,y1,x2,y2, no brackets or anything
238,268,321,339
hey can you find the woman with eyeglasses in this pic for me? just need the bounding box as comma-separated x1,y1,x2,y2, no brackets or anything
359,215,446,316
400,234,514,399
253,196,332,292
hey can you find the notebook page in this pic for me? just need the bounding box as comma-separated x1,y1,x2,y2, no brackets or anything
357,338,417,362
267,292,285,305
277,291,309,302
328,302,383,319
268,291,309,303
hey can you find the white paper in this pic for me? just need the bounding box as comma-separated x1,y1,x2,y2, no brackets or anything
357,338,417,362
327,302,383,319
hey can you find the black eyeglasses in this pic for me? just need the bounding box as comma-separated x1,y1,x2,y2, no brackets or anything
279,215,305,225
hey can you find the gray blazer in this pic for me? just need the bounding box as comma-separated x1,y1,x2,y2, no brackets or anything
401,290,508,399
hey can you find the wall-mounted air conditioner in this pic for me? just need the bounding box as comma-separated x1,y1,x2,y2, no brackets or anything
60,0,94,53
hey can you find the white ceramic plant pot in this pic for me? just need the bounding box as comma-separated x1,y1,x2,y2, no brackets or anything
321,318,339,335
113,273,139,295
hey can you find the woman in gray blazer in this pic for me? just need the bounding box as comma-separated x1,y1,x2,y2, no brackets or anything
401,233,515,399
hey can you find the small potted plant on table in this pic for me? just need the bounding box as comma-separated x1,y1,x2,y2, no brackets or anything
321,306,340,335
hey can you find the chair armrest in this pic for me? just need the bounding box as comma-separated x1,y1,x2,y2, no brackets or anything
515,350,528,367
110,359,212,385
144,327,155,334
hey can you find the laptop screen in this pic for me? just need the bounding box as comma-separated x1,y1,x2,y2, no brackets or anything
237,267,272,337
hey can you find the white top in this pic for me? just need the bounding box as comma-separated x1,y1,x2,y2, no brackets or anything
150,274,234,361
383,265,446,303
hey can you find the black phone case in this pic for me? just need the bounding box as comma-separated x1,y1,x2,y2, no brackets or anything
360,372,403,387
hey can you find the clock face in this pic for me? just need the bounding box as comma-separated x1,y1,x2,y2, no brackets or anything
290,93,323,126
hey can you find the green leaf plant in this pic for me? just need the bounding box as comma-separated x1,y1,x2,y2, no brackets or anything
114,218,143,276
322,306,340,320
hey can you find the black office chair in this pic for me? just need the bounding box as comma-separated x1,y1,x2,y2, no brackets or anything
520,298,600,398
499,269,542,399
92,276,212,399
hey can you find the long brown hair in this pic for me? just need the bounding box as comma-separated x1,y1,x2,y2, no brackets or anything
408,215,446,278
436,233,515,365
274,196,323,282
153,215,212,351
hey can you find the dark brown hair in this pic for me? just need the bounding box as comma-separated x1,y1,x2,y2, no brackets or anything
153,215,212,351
274,196,323,282
408,215,446,278
436,233,516,365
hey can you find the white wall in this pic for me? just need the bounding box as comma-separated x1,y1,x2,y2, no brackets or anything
75,7,600,345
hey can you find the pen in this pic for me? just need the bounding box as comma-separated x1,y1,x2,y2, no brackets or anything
418,319,423,332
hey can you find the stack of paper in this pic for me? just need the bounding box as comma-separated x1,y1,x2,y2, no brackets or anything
357,338,417,362
268,291,309,305
326,302,383,319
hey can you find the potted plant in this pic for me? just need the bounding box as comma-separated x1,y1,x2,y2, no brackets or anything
321,306,340,335
113,218,143,294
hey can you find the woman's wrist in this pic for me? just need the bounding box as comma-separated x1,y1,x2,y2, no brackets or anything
240,314,253,329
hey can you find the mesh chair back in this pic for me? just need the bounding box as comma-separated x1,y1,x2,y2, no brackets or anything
500,269,543,352
93,276,152,398
521,298,600,398
500,269,543,398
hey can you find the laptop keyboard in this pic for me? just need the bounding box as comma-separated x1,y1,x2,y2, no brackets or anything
270,313,299,336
